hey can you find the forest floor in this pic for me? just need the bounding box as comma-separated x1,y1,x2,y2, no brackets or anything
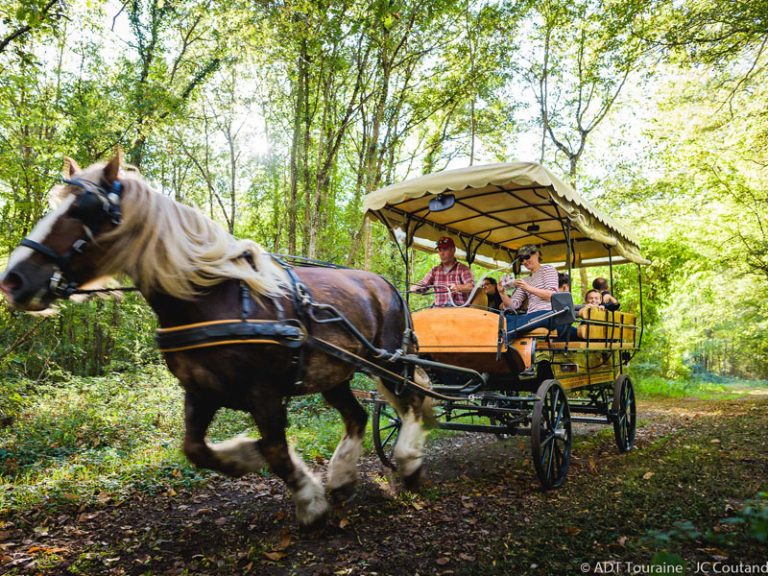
1,393,767,576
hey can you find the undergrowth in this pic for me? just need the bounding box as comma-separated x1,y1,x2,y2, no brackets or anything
632,373,764,399
0,367,374,519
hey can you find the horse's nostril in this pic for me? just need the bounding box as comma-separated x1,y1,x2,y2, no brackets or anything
2,271,24,294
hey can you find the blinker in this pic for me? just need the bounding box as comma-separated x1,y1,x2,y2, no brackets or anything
70,191,103,222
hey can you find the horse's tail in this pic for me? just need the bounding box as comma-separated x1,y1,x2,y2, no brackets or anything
374,368,437,429
413,367,437,429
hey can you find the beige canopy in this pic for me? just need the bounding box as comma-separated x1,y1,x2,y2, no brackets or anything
364,162,648,268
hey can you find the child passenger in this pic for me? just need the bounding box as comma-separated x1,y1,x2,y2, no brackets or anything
592,277,620,311
584,289,605,309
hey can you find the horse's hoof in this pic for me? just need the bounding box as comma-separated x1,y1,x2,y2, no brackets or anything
298,512,328,537
402,465,424,491
329,483,357,505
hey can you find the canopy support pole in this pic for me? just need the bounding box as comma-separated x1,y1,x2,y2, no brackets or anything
608,245,614,291
637,263,645,351
565,219,573,293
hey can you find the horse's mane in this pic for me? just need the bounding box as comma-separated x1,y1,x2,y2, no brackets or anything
53,164,286,301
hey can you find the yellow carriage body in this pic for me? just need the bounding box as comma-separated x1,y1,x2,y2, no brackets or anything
412,305,638,391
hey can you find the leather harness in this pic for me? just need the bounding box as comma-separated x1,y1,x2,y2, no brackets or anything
18,177,426,396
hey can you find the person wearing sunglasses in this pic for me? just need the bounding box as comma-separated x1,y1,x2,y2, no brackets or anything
500,244,559,335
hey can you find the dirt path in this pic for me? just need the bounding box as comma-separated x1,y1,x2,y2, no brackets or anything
2,396,767,576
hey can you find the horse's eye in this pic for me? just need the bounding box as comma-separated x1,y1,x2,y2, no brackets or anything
70,192,102,222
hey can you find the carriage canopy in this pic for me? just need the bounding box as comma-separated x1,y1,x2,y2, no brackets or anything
364,162,648,267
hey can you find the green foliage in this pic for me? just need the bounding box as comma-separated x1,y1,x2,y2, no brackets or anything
0,367,377,519
740,493,768,543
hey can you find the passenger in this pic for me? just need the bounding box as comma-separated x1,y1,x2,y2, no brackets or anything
592,277,620,311
481,277,504,310
558,272,571,293
556,289,606,342
410,236,474,306
500,244,558,336
583,289,605,310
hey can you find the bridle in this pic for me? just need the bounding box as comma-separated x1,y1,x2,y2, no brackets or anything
19,177,136,298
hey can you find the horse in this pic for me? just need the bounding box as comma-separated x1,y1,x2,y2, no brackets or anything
0,153,430,529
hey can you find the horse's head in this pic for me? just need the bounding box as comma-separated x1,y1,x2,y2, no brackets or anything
0,154,124,311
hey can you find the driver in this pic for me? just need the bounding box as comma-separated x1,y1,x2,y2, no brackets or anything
410,236,474,306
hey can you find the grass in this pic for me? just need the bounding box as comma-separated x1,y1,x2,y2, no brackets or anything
0,367,372,519
633,373,768,400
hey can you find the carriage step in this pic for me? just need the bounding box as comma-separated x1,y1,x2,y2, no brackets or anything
571,416,612,425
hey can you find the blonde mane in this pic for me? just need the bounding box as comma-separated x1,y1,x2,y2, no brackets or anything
54,164,286,301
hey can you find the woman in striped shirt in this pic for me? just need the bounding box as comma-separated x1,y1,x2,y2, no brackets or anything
500,244,559,337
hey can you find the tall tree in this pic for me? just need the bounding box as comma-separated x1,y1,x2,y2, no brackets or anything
526,0,646,184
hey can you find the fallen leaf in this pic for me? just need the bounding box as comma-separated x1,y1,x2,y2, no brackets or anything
617,536,628,547
263,551,287,562
0,531,13,542
436,557,450,565
643,471,655,480
459,553,475,562
412,501,423,511
276,533,292,550
338,518,350,529
565,526,581,536
588,457,598,474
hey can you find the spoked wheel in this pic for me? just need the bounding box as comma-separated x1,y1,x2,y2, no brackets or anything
531,379,572,489
372,400,401,469
612,374,637,453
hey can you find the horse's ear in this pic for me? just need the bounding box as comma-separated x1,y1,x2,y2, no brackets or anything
104,148,123,184
63,157,80,178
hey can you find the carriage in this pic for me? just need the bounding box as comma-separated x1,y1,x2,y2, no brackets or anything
361,162,649,489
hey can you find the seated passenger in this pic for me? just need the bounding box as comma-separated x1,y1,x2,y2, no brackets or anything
481,277,504,310
500,244,558,336
558,272,571,293
410,236,474,306
592,277,620,311
583,288,605,310
558,289,605,342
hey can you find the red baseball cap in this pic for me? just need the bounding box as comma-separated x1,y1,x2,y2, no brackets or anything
436,236,455,249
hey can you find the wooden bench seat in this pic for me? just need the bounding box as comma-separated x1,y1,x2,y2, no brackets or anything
574,308,636,346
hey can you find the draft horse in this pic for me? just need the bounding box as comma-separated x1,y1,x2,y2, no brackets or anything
0,154,430,529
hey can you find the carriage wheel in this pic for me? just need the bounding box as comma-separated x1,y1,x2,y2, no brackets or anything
531,379,572,489
612,374,637,453
372,400,401,470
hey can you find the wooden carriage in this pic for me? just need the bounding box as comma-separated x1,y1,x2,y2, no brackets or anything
362,162,649,489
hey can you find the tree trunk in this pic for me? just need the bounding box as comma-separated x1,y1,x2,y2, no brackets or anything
288,40,307,255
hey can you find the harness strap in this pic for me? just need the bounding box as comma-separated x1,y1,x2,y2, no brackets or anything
156,319,306,353
271,256,312,388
